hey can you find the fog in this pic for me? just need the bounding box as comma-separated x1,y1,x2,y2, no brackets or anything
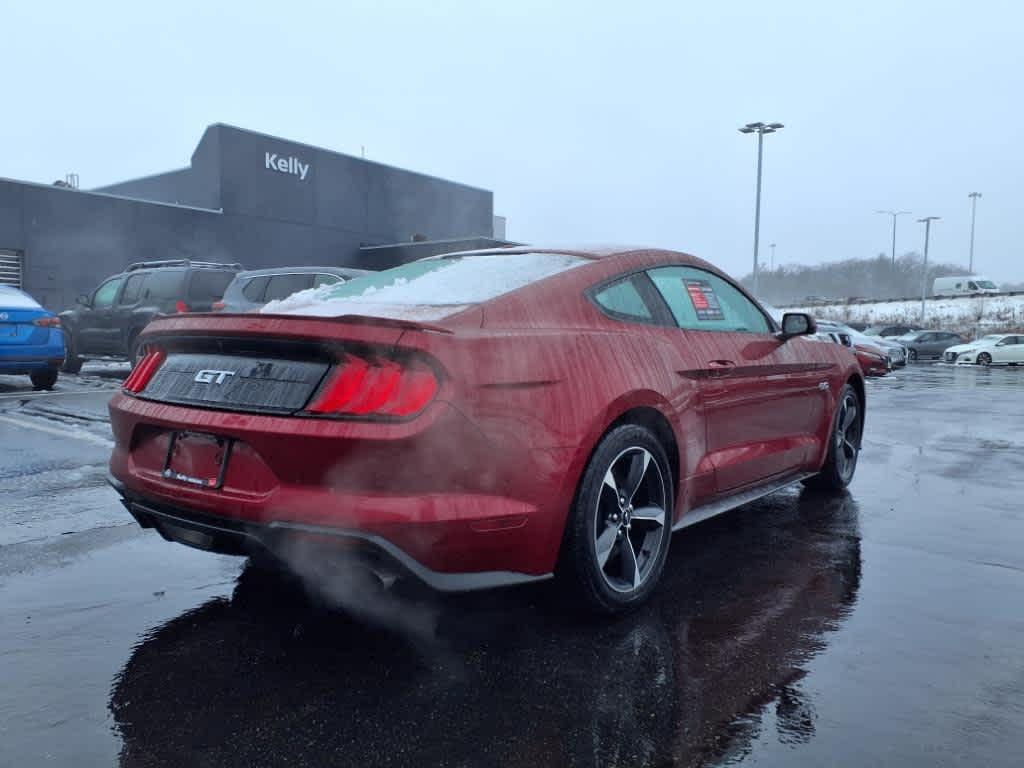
4,0,1023,282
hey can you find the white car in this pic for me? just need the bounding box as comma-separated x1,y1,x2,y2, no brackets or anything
943,334,1024,366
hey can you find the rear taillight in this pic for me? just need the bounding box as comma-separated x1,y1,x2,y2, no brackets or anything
122,348,166,394
33,316,61,328
306,353,439,418
211,301,226,311
174,300,189,313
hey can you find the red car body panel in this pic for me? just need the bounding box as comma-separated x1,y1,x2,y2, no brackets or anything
108,248,863,587
853,343,890,377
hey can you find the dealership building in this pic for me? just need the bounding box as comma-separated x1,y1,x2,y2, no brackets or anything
0,124,508,310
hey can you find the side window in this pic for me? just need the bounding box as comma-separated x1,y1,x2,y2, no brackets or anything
313,273,341,288
968,281,978,290
242,275,270,301
647,266,771,333
265,273,314,301
189,270,235,301
592,276,654,322
118,274,146,305
92,277,124,309
143,270,186,300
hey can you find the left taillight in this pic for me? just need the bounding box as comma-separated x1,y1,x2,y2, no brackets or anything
33,316,61,328
122,348,166,394
306,352,440,419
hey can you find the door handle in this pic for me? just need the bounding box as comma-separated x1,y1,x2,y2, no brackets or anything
707,360,736,369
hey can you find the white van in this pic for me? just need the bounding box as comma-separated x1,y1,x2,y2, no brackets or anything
932,276,1000,296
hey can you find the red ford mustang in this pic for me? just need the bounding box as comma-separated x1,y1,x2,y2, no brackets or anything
108,247,865,613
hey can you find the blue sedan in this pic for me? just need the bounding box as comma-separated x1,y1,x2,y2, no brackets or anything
0,286,66,389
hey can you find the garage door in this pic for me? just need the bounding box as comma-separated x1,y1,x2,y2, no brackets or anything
0,250,22,287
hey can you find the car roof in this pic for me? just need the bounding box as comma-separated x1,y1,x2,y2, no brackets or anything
236,266,372,278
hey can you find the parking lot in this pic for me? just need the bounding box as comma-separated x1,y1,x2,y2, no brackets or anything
1,362,1023,766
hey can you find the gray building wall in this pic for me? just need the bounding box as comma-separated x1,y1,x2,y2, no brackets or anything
0,124,496,311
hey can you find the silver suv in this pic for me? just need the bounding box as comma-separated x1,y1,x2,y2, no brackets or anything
215,266,371,313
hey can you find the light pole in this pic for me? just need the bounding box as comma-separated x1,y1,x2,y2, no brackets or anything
876,210,911,266
918,216,940,323
769,242,776,271
968,192,982,272
739,121,784,297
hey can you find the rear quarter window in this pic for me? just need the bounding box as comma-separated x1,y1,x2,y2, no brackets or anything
241,275,270,302
189,270,236,301
592,277,654,322
142,270,186,300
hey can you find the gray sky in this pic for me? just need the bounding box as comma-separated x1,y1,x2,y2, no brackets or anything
5,0,1022,281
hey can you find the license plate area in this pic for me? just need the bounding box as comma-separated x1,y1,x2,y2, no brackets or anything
162,431,233,489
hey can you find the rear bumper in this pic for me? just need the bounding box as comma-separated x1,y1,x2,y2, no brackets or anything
109,475,551,592
0,353,64,373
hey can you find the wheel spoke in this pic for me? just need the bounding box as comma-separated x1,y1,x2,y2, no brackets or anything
620,536,641,589
625,450,652,503
844,439,857,457
630,505,665,529
595,524,618,569
841,402,857,431
603,467,619,497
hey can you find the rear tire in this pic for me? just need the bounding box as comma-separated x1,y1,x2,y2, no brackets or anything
30,369,59,390
129,333,145,369
61,333,84,374
560,424,673,615
804,383,862,491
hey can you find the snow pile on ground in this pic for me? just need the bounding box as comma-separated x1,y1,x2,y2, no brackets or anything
785,294,1024,332
262,252,585,319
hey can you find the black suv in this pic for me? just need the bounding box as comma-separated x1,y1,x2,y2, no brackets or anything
60,259,242,372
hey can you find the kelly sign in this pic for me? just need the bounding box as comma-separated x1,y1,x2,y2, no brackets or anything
265,152,310,181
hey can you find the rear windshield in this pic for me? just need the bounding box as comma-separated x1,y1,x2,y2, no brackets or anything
261,252,586,318
0,286,40,309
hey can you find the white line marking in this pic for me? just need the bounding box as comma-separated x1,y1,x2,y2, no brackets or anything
0,413,114,447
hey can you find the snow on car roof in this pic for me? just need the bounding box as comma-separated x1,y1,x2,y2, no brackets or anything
261,251,587,319
0,286,41,309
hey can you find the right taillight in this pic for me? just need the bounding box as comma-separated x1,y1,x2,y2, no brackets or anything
306,353,439,419
122,348,166,393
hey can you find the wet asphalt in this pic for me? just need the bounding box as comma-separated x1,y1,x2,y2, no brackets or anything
1,363,1023,767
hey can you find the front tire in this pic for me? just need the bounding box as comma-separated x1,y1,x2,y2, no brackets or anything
977,352,992,366
30,369,59,390
804,383,862,491
907,348,918,362
561,424,673,614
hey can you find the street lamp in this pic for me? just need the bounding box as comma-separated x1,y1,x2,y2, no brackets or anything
875,210,911,266
968,192,982,272
918,216,940,323
738,121,784,297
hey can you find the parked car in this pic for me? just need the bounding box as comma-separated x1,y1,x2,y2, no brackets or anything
943,334,1024,366
60,259,241,372
0,285,65,389
215,266,372,313
933,276,1000,296
896,330,967,361
820,320,901,371
864,324,916,339
845,321,869,332
107,246,865,614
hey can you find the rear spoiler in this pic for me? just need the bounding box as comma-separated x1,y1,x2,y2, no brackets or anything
141,312,454,337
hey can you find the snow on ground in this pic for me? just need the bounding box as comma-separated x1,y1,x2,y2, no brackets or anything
262,252,585,319
784,294,1024,333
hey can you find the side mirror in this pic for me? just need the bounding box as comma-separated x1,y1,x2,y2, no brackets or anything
76,293,90,307
780,313,816,339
